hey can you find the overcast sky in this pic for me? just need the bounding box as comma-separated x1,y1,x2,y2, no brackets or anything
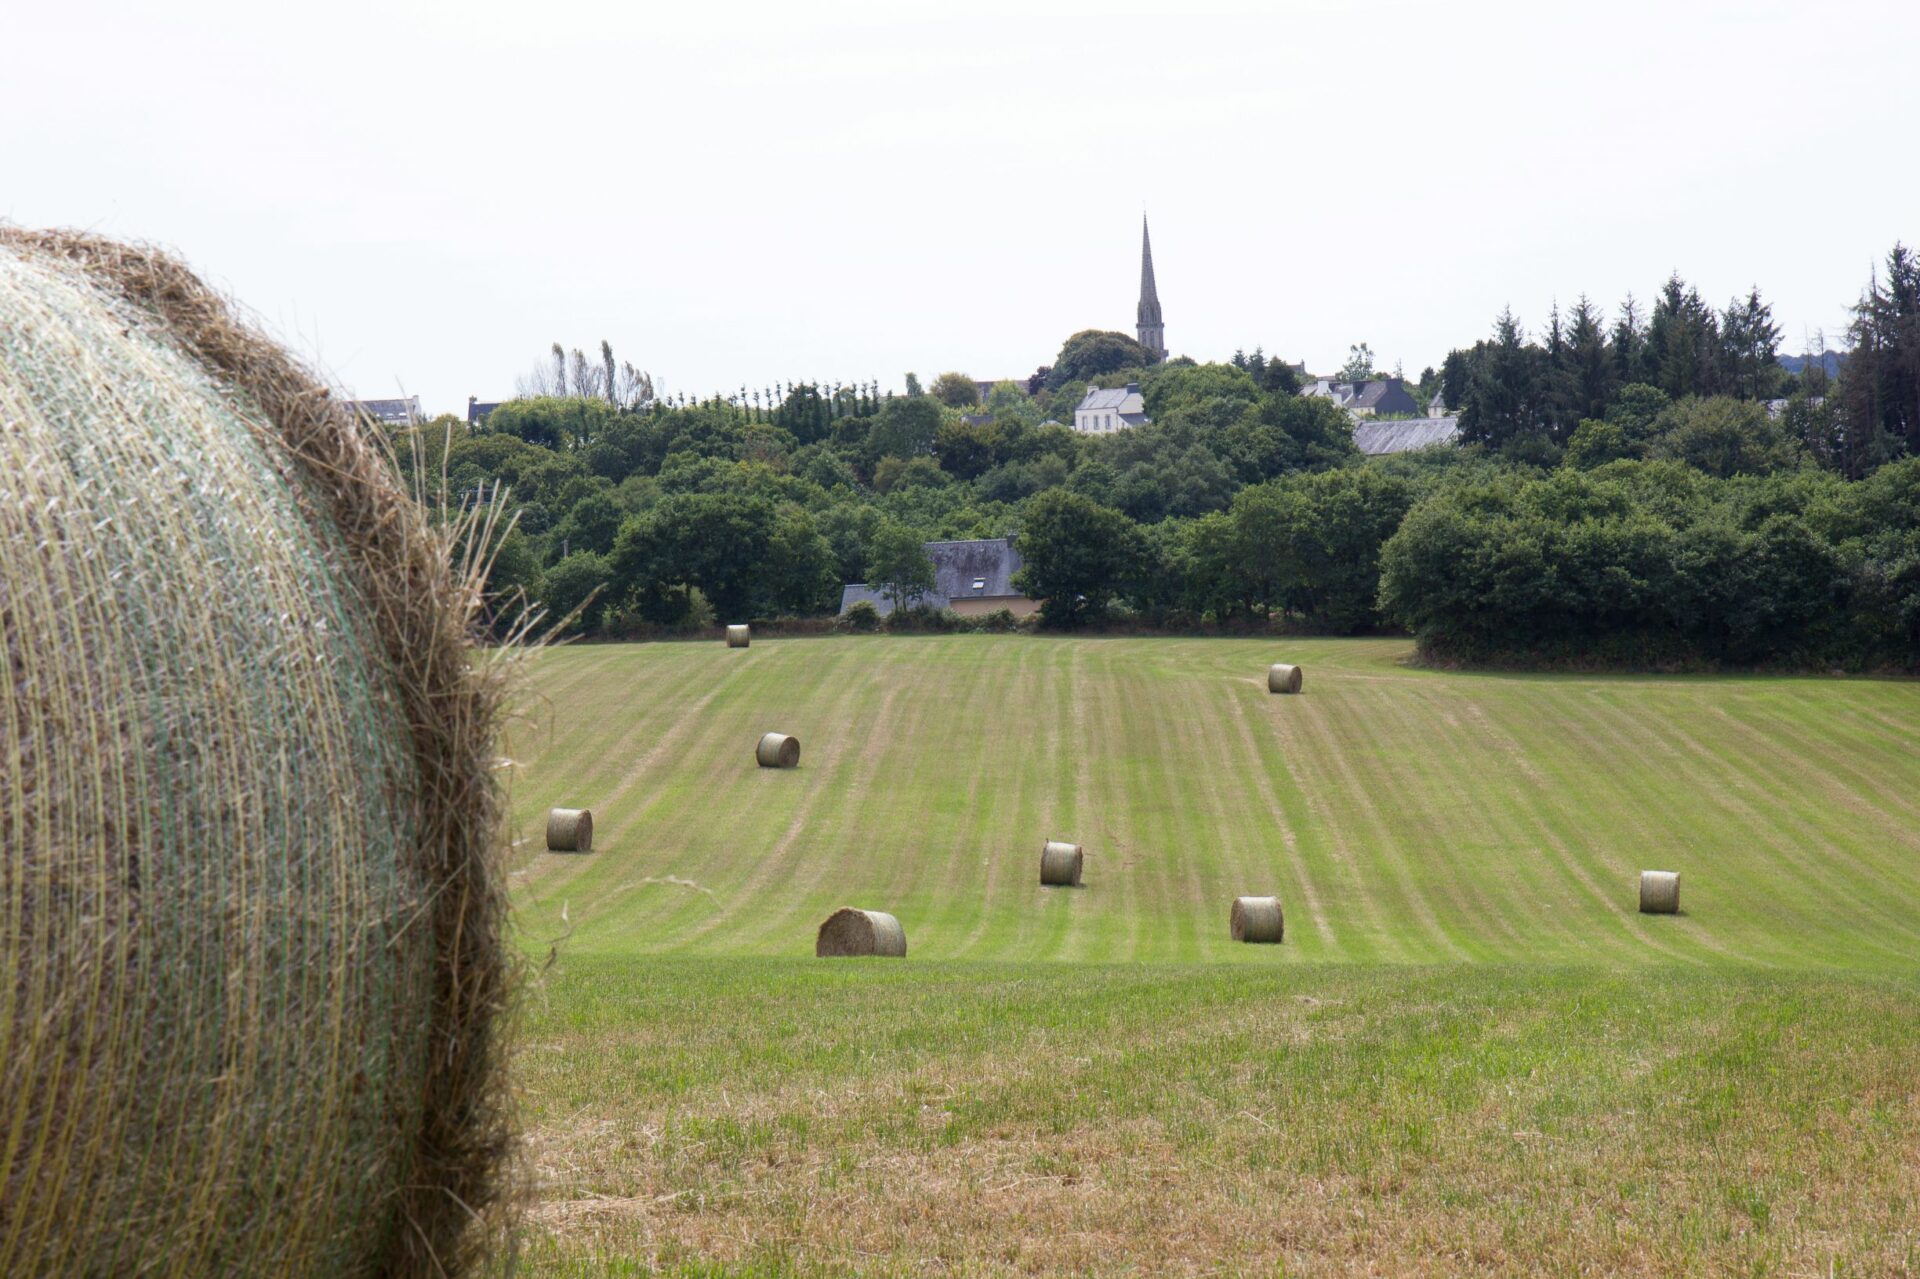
4,0,1914,415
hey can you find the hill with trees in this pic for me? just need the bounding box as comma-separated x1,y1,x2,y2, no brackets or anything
393,245,1920,669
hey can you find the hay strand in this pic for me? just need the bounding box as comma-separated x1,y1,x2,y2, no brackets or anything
1040,840,1084,887
726,623,750,647
1639,870,1681,915
815,908,908,957
1268,663,1303,694
0,229,514,1278
1230,896,1285,943
756,732,801,768
546,807,594,852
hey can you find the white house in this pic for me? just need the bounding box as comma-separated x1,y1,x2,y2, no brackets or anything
1072,381,1150,435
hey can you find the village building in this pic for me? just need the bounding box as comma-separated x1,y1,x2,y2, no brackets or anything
341,395,421,426
838,537,1039,618
1301,376,1421,418
1072,382,1151,434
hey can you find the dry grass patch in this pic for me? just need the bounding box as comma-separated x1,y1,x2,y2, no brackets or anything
513,957,1920,1277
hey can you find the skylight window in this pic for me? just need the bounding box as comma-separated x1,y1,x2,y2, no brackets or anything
971,578,986,591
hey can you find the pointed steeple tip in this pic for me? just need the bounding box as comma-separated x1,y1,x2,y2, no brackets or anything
1136,213,1163,355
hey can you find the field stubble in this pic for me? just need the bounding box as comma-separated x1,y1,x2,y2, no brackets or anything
509,637,1920,1276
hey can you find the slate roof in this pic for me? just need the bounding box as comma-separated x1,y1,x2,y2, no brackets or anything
468,397,505,423
1078,384,1144,413
343,396,421,425
1075,383,1151,427
1352,416,1461,455
1348,379,1420,415
838,537,1029,616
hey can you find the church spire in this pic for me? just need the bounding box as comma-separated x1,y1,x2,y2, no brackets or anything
1136,214,1165,361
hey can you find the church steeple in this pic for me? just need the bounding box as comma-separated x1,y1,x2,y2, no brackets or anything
1136,214,1164,361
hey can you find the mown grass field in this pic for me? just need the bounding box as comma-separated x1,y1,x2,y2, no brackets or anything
508,636,1920,1276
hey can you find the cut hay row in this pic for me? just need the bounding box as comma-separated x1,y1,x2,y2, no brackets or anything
0,230,511,1277
547,651,1693,966
508,639,1867,967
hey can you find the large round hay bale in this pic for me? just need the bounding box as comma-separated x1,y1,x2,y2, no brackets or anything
1040,840,1084,887
815,908,907,957
726,623,750,647
1230,895,1286,943
1639,870,1681,915
0,231,512,1277
1268,663,1304,694
546,807,594,852
756,731,801,768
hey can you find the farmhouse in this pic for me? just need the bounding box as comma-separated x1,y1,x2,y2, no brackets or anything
839,537,1039,617
1073,382,1151,435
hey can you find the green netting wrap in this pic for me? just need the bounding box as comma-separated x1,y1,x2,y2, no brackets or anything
0,230,514,1277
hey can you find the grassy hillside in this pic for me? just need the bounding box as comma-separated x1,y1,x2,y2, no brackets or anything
512,636,1920,968
509,636,1920,1275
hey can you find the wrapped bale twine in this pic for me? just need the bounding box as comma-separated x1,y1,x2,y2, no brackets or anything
1039,840,1084,887
726,623,750,648
1268,663,1304,694
1639,870,1681,915
756,731,801,768
1230,896,1286,943
546,807,594,852
815,908,908,957
0,231,513,1278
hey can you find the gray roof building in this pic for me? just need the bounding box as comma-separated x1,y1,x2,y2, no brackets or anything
468,396,506,424
342,396,421,426
1303,377,1421,418
839,537,1033,616
1072,382,1150,434
1352,416,1461,455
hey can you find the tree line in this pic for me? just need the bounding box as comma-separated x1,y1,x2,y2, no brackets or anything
392,243,1920,669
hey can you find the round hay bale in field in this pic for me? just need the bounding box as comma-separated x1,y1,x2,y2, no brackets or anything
1268,663,1304,694
726,623,750,647
815,908,907,957
0,231,513,1277
546,807,594,852
1639,870,1681,915
1230,896,1286,943
1040,840,1084,887
756,731,801,768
